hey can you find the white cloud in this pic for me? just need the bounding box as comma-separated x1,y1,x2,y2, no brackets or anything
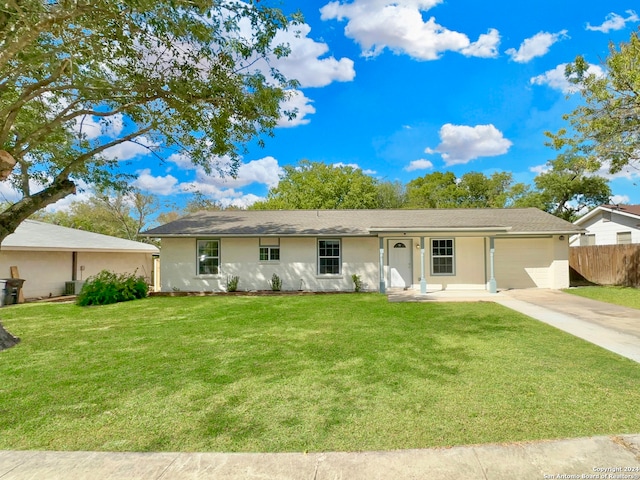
269,23,355,88
191,156,283,189
404,159,434,171
529,163,550,175
320,0,499,60
332,162,377,175
530,63,606,93
425,124,512,166
460,29,501,58
594,161,640,181
277,90,316,127
102,136,159,161
586,10,639,33
132,169,178,195
610,194,631,205
506,30,569,63
73,113,125,140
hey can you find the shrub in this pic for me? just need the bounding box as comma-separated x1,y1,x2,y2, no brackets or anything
76,270,148,306
351,274,362,292
269,273,282,291
227,275,239,292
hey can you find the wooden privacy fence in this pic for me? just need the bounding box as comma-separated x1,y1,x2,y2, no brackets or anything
570,245,640,287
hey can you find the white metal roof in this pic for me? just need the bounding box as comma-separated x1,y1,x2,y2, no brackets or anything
1,220,159,253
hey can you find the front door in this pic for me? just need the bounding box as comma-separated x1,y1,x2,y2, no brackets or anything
388,240,412,288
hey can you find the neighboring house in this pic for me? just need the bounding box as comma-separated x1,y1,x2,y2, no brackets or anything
570,204,640,246
0,220,159,299
144,208,582,293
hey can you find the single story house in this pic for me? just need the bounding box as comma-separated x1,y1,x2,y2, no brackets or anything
571,204,640,246
144,208,582,293
0,220,159,299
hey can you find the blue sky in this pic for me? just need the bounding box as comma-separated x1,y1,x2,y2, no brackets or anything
51,1,640,210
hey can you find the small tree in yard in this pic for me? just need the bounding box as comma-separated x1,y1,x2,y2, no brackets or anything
0,0,301,349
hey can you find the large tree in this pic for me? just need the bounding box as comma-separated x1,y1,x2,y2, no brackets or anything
250,160,380,209
406,171,529,209
34,189,160,242
0,0,300,349
513,153,611,222
550,30,640,175
0,0,301,241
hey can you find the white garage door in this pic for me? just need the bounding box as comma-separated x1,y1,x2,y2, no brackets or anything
494,238,552,289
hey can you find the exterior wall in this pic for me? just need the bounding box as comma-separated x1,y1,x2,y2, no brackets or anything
160,234,570,293
0,250,72,298
75,252,154,284
406,236,486,290
494,236,568,289
160,236,379,292
0,250,153,298
570,211,640,246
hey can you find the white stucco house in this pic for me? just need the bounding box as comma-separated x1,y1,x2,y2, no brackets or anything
0,220,159,299
570,204,640,246
144,208,582,294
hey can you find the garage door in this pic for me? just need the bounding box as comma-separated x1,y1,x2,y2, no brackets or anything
494,238,552,289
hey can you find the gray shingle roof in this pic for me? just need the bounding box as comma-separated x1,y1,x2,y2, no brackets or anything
144,208,582,237
2,220,160,253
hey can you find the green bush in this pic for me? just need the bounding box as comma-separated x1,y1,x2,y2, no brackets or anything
269,273,282,291
227,275,239,292
351,274,362,292
76,270,148,306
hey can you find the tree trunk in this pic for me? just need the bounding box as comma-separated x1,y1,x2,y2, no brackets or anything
0,322,19,351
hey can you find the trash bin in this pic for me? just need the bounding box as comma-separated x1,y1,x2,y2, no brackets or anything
1,278,25,306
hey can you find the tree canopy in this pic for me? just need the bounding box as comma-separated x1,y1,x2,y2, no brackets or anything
405,171,530,209
0,0,301,242
250,160,380,209
550,30,640,175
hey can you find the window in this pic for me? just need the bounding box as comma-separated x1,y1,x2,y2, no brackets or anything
197,239,219,275
431,238,454,275
318,239,341,274
259,246,280,261
617,231,632,245
580,234,595,246
259,238,280,261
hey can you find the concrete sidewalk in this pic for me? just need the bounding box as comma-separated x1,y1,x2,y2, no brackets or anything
2,435,640,479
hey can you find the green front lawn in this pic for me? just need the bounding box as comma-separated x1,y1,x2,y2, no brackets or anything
564,286,640,309
0,295,638,452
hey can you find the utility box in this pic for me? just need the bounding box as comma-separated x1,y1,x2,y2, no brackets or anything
64,281,85,295
1,278,25,306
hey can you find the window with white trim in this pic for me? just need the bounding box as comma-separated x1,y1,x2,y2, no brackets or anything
197,239,220,275
259,238,280,261
431,238,454,275
318,239,341,274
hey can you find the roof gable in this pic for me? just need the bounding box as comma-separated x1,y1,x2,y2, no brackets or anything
144,208,582,237
574,204,640,226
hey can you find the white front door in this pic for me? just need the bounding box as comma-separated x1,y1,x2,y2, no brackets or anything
388,240,412,288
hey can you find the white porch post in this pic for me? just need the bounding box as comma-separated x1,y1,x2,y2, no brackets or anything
420,236,427,294
379,237,385,293
489,236,497,293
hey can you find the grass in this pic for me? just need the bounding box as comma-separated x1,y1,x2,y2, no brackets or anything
0,294,639,453
564,286,640,309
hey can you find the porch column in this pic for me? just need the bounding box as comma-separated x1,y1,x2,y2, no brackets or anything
420,237,427,294
488,237,497,293
379,237,386,293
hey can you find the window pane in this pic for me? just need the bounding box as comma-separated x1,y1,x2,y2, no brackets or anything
318,240,340,274
259,247,269,261
270,248,280,260
199,258,219,275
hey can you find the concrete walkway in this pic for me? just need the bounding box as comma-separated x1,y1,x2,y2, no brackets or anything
389,287,640,363
2,434,640,479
